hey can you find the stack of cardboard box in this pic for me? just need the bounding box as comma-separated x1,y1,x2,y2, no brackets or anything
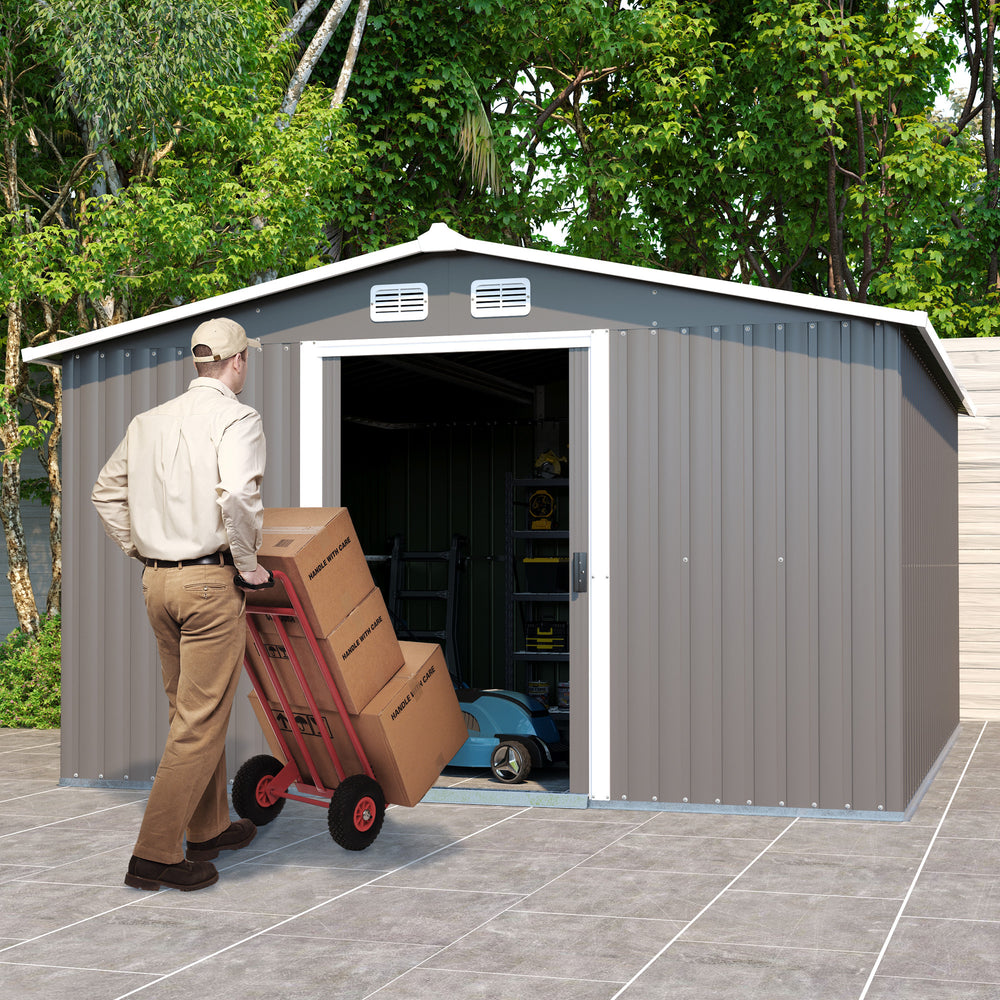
244,508,468,808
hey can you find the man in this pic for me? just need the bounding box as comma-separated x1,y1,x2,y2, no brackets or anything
92,316,272,892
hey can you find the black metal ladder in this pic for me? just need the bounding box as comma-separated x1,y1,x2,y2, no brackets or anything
385,533,467,684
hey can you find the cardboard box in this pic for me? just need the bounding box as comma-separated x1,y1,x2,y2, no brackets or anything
246,587,403,716
247,508,374,637
353,641,469,807
247,641,468,807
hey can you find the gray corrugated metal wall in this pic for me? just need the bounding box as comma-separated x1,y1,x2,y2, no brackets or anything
900,340,960,807
62,345,298,784
609,320,956,812
57,257,959,811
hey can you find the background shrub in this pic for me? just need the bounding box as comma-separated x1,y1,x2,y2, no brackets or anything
0,615,61,728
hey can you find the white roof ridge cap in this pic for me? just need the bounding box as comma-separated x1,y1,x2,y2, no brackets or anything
417,223,469,253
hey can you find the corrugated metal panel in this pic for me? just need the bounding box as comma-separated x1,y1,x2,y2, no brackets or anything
899,336,959,809
609,319,944,812
65,344,302,784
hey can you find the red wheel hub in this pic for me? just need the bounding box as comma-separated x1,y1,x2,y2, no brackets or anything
256,775,277,808
353,795,377,832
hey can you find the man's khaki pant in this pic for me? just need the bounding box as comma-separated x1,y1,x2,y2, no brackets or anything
135,563,246,864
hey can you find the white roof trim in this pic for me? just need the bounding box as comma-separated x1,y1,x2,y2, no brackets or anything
22,223,972,414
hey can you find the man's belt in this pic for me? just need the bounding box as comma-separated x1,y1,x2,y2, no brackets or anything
141,551,235,568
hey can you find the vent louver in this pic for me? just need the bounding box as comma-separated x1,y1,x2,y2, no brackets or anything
370,283,429,322
471,277,531,318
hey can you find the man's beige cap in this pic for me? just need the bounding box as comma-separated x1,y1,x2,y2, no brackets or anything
191,317,262,361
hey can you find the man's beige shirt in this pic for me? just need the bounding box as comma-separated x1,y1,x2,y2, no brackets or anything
91,378,265,573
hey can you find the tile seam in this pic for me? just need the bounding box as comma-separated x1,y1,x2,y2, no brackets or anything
606,815,802,1000
856,719,989,1000
359,809,666,999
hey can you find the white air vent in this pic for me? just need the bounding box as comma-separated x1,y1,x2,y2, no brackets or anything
370,283,429,322
471,277,531,318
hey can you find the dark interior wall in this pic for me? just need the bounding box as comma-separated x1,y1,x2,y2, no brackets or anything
339,352,569,693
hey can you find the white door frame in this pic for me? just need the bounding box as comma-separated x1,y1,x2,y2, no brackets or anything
299,330,612,801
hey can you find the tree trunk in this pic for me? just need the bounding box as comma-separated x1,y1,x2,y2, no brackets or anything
983,6,999,291
45,366,62,618
331,0,370,109
1,58,41,634
1,305,41,636
281,0,354,118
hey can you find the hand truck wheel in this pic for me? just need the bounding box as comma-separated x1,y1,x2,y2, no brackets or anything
328,774,385,850
232,755,287,826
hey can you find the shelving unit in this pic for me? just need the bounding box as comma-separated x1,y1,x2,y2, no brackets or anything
504,474,569,714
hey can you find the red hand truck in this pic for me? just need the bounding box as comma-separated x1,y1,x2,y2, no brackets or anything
232,569,386,850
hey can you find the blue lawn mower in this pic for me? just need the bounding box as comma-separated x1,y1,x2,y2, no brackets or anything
451,687,566,783
380,533,566,784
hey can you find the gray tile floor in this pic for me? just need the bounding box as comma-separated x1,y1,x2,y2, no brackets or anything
1,722,999,999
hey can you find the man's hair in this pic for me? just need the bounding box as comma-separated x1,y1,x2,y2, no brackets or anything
193,344,246,378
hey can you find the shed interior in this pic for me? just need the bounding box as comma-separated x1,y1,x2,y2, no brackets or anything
339,349,571,719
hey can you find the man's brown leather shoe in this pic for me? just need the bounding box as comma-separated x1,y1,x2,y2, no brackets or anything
186,818,257,861
125,855,218,891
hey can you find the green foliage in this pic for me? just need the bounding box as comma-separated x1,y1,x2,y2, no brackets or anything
0,389,52,463
72,85,361,311
30,0,270,146
0,615,61,729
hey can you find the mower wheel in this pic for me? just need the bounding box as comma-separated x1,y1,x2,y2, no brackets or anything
232,755,286,826
490,740,532,783
329,774,385,850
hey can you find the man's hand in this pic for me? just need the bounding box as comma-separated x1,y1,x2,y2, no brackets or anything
235,565,274,589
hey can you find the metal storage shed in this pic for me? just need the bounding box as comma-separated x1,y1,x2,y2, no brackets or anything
25,223,972,819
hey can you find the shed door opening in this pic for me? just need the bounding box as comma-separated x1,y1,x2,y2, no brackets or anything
338,349,579,793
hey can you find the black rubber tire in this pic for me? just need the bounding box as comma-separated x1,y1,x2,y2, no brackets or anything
328,774,386,851
490,740,532,783
232,754,286,826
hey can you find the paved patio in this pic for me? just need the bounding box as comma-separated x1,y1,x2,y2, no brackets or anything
1,722,998,999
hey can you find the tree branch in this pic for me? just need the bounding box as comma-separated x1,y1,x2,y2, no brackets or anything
278,0,326,44
281,0,354,118
331,0,370,109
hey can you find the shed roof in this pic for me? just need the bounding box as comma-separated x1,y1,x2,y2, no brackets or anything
23,223,973,415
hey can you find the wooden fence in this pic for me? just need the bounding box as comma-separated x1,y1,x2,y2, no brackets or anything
946,338,1000,720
